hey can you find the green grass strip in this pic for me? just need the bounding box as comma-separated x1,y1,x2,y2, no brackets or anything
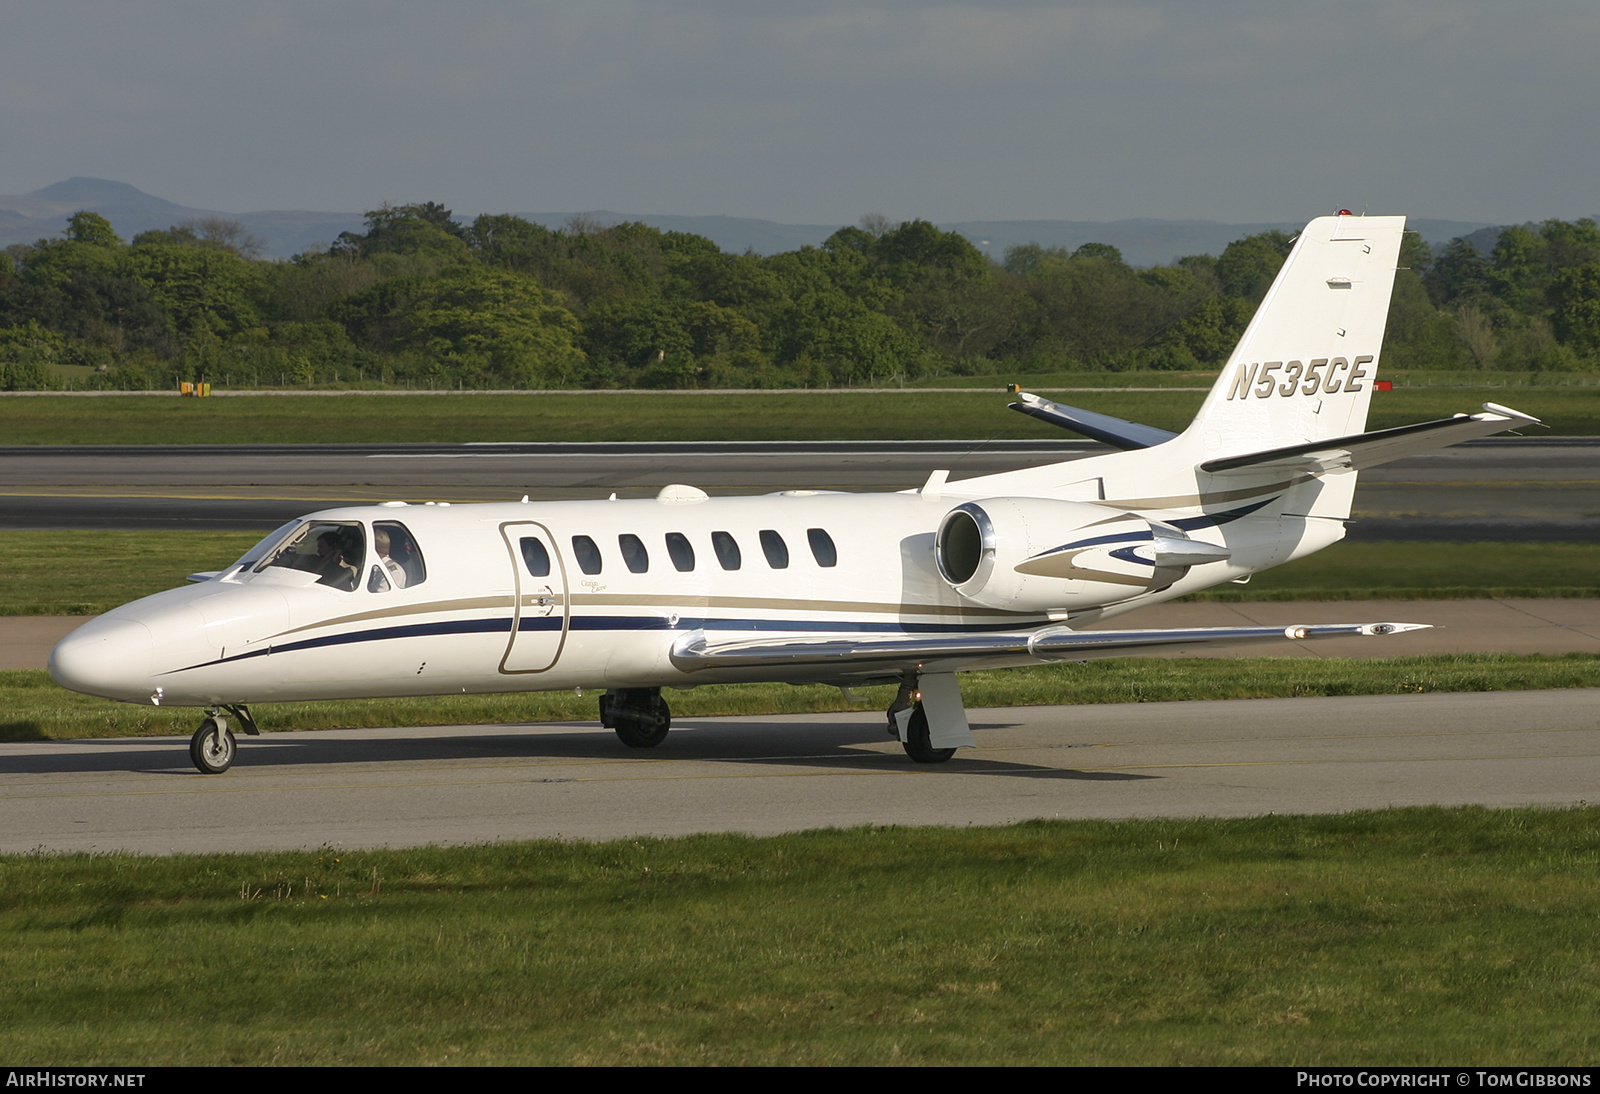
1184,541,1600,601
0,530,260,616
0,384,1589,443
8,653,1600,742
1,806,1596,1064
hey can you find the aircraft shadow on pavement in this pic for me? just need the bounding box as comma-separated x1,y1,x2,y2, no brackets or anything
4,717,1157,782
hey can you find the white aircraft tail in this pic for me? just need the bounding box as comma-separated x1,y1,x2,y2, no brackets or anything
979,213,1532,518
1181,213,1407,459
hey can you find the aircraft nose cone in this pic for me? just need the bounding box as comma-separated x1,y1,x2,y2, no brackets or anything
49,618,157,701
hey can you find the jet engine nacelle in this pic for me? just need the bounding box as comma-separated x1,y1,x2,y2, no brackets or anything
934,497,1230,612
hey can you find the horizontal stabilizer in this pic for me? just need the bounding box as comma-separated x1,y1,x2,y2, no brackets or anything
671,621,1428,674
1008,389,1178,451
1200,403,1540,476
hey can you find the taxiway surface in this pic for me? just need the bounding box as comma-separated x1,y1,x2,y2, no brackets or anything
2,437,1597,540
3,689,1594,854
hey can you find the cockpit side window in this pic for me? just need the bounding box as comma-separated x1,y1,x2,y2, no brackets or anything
255,521,366,592
573,535,603,575
373,521,425,589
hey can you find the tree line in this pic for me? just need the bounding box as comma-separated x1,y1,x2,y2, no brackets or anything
2,203,1598,391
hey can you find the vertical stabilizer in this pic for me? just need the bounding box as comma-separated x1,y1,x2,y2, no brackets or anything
1184,214,1406,460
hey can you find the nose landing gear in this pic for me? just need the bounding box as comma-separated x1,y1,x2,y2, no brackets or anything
188,705,259,773
190,716,236,774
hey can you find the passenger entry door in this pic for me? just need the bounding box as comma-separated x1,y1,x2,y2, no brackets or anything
498,521,570,674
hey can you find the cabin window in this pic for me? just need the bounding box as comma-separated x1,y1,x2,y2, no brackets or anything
712,531,741,570
619,533,649,573
759,529,789,569
520,537,551,577
374,521,425,588
254,520,366,592
665,532,695,572
807,528,838,568
572,535,602,575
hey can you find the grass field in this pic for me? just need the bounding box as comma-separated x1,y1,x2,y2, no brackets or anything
5,531,1593,617
0,382,1586,443
2,806,1595,1064
7,652,1600,742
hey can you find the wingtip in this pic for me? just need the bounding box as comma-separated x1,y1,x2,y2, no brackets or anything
1359,622,1433,636
1481,401,1542,425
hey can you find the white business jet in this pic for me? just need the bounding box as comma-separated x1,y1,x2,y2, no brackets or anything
50,214,1536,773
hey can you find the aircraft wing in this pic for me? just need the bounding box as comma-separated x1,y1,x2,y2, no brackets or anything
1200,403,1539,475
670,620,1428,674
1008,389,1178,450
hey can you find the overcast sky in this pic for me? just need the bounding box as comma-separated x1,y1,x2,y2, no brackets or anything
3,1,1595,226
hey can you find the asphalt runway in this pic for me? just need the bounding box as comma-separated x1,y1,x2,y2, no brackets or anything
2,437,1598,539
3,689,1595,854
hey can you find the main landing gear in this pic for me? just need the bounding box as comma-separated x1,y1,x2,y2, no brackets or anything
600,688,671,748
188,705,260,774
886,675,971,764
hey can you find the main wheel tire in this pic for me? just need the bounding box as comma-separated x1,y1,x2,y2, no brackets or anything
613,693,670,748
614,717,670,748
901,704,956,764
190,717,237,774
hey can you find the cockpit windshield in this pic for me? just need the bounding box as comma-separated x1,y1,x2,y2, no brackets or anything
252,520,368,591
228,519,303,573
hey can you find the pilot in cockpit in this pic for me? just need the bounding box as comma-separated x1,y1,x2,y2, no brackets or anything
315,531,359,591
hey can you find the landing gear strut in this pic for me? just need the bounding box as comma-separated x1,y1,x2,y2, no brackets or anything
188,705,259,774
886,677,959,764
600,688,671,748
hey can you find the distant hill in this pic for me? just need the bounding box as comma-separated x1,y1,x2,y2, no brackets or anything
0,177,1519,265
0,177,364,257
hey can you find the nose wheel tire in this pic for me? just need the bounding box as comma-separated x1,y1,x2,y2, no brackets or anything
190,717,237,774
901,704,956,764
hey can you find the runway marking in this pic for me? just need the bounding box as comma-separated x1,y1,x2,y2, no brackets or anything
1367,479,1600,486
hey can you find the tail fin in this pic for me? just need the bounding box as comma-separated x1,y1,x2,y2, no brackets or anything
1183,214,1406,459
